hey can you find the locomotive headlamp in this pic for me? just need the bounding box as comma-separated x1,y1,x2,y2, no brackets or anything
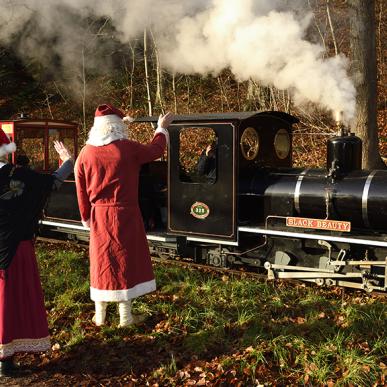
240,127,259,160
274,129,290,159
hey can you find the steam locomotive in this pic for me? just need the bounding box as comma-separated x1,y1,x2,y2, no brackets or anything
2,112,386,292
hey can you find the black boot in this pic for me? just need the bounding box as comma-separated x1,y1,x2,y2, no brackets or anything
0,357,19,377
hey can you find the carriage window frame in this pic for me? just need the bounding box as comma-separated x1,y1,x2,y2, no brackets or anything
15,127,45,170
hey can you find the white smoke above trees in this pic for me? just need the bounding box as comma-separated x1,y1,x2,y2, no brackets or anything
0,0,355,121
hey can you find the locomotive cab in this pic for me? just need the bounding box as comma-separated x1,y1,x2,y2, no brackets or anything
136,111,298,244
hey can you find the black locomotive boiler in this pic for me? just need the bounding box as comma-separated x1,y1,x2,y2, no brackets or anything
2,112,386,292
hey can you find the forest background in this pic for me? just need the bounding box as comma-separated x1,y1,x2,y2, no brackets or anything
0,0,385,167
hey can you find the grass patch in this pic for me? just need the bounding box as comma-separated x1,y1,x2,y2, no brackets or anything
35,242,387,386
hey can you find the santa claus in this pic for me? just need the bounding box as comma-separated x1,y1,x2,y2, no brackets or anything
75,104,173,327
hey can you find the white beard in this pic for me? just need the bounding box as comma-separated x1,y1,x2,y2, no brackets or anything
86,115,128,146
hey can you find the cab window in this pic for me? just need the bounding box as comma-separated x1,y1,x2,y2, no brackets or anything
179,127,217,184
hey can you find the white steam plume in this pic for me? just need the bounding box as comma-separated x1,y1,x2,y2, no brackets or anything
0,0,355,121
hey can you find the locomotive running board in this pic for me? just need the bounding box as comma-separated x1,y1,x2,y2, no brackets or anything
147,232,176,242
41,220,87,231
40,220,176,242
187,236,239,246
238,226,387,247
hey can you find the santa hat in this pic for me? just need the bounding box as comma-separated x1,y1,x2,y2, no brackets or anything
0,128,16,157
86,104,134,146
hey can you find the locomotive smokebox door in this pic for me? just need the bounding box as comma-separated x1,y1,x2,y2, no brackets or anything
168,114,238,241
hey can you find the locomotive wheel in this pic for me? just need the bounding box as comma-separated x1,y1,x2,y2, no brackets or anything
207,247,230,268
325,279,337,287
315,278,324,286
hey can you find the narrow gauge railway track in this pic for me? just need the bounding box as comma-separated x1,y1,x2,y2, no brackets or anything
37,236,267,280
36,237,387,299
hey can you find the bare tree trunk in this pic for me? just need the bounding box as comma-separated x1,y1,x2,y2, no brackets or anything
143,29,153,117
282,89,291,113
198,78,205,107
376,0,385,138
81,48,87,135
308,0,327,54
376,0,384,79
269,86,278,111
217,75,231,111
151,30,164,112
172,73,178,113
128,41,137,109
246,79,259,110
247,79,272,111
79,17,110,137
53,81,68,104
326,0,338,56
155,58,163,112
185,76,191,113
44,92,54,119
236,81,241,112
348,0,383,169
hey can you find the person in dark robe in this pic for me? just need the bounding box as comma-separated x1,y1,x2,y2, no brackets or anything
0,128,73,376
75,104,173,327
197,141,217,183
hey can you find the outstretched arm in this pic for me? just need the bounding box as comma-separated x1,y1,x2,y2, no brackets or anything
197,144,215,176
52,141,74,190
136,112,174,165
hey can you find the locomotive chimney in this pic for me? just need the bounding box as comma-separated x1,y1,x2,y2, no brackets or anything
335,111,348,136
327,111,362,178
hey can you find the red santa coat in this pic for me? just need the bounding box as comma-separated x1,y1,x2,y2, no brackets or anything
75,134,166,301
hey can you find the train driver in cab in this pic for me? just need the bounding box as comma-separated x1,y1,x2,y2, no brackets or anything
197,140,217,183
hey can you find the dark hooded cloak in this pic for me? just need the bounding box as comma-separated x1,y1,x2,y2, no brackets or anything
0,164,54,270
